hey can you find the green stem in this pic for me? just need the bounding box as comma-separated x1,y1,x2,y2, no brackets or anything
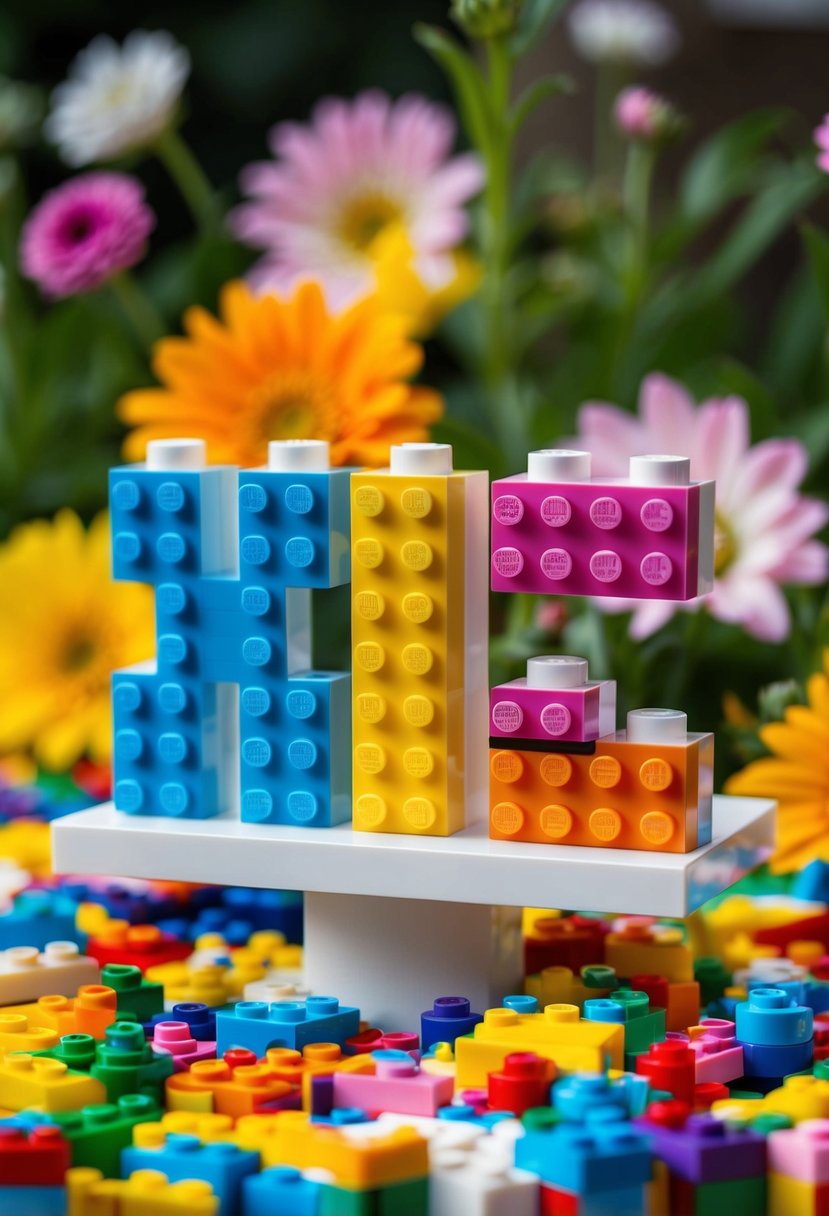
593,61,627,181
109,272,165,348
154,127,218,232
622,140,655,305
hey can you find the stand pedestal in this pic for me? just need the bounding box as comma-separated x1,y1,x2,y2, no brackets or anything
304,893,521,1027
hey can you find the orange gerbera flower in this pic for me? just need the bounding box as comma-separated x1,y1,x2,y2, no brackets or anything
119,279,443,467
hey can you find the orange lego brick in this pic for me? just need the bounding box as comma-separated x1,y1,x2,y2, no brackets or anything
165,1050,296,1119
489,713,713,854
2,985,119,1040
234,1109,428,1188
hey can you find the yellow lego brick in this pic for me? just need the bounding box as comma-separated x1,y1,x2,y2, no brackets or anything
454,1003,624,1087
144,960,233,1008
0,1012,58,1052
235,1110,428,1188
712,1076,829,1126
351,462,488,837
0,1052,105,1111
133,1113,236,1144
525,965,615,1009
0,820,51,876
605,924,693,983
768,1170,823,1216
4,987,118,1039
522,908,562,937
419,1042,455,1078
692,894,821,958
67,1166,218,1216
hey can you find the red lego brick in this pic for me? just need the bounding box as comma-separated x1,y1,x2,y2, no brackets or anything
0,1125,70,1185
524,915,608,976
540,1183,580,1216
488,1052,556,1115
694,1082,729,1109
755,913,829,952
636,1041,697,1106
86,924,191,973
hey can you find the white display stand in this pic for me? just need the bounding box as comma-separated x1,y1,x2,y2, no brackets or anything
53,795,774,1026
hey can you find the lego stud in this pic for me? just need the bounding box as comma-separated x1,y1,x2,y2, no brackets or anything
526,655,588,690
389,442,453,475
527,449,591,482
627,708,687,744
629,454,691,486
268,439,330,471
146,438,207,470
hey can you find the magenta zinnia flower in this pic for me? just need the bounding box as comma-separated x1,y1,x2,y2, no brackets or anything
815,113,829,174
230,90,484,309
20,172,155,299
569,373,828,642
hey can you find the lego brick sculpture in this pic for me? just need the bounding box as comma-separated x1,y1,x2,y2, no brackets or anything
110,438,352,825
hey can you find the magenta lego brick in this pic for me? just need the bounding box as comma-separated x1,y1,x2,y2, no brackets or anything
489,681,616,744
490,474,712,601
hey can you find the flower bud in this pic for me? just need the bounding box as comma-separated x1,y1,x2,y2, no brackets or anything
614,86,684,145
451,0,522,39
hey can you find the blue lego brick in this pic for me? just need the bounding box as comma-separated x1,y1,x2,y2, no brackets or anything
735,987,813,1046
541,1185,648,1216
420,997,483,1049
553,1072,649,1121
243,1166,321,1216
110,460,353,826
740,1037,814,1077
792,859,829,901
221,888,304,941
122,1133,259,1216
215,996,360,1056
0,890,82,951
515,1115,653,1193
0,1186,65,1216
436,1105,516,1130
146,1003,216,1042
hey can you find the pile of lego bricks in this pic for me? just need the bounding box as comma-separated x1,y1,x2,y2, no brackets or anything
3,866,829,1213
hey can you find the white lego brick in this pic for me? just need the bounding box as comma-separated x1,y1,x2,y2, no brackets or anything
53,795,775,919
0,941,99,1004
242,978,312,1003
697,479,716,595
430,1141,539,1216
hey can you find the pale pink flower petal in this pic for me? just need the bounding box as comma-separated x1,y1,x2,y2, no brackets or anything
693,399,749,485
230,90,483,310
628,598,682,639
569,403,643,475
639,372,697,459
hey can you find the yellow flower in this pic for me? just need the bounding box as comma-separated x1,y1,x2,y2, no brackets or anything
0,511,154,770
119,279,443,468
725,650,829,874
370,223,480,338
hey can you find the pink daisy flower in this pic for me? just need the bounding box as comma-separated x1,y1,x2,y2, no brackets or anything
569,373,828,642
230,90,484,309
815,113,829,174
20,172,155,299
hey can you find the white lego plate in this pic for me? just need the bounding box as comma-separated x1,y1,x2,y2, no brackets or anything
53,795,773,919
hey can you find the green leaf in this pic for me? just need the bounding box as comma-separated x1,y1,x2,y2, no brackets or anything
680,108,791,226
413,24,493,157
510,0,572,56
784,406,829,471
509,73,574,137
683,158,827,307
802,221,829,325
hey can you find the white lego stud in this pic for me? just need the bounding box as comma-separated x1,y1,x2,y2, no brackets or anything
627,708,687,743
268,439,331,471
526,655,588,690
527,449,591,482
146,438,207,470
390,442,453,475
629,454,691,486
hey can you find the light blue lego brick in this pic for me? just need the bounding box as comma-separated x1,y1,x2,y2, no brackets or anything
0,1186,65,1216
215,996,360,1057
243,1166,321,1216
735,987,813,1046
552,1073,645,1122
122,1133,259,1216
240,670,351,827
515,1116,653,1193
0,891,82,951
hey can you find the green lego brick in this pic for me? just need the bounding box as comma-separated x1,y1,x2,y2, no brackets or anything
319,1186,372,1216
690,1175,766,1216
51,1093,161,1176
376,1177,428,1216
101,963,164,1023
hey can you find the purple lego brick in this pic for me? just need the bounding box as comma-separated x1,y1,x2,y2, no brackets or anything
490,474,713,601
639,1111,766,1184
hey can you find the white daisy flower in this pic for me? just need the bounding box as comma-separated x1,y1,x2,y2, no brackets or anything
45,30,190,167
568,0,680,67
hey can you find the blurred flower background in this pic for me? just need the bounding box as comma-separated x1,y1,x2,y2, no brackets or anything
1,0,829,870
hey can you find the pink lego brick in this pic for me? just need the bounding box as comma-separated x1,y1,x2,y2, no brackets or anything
768,1119,829,1184
491,451,715,602
687,1026,744,1085
490,656,616,744
331,1049,454,1116
150,1020,217,1072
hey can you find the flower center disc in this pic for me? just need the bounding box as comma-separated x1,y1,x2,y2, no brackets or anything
338,193,404,251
